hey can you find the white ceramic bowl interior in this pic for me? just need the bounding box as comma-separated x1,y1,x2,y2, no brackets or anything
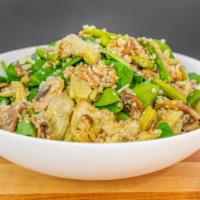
0,47,200,180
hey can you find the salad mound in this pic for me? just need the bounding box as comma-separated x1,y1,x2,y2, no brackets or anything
0,25,200,142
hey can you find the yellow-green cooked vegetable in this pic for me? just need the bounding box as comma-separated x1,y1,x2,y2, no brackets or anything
153,78,186,102
83,26,126,46
140,106,157,131
132,55,154,68
140,39,171,82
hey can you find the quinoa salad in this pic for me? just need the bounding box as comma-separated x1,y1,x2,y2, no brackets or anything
0,25,200,143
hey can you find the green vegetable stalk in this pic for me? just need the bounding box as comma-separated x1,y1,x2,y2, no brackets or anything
187,90,200,107
154,39,174,58
140,39,171,82
153,78,186,102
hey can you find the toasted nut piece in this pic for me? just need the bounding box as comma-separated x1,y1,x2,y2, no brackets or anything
32,77,64,112
156,100,200,120
183,121,199,132
122,38,136,55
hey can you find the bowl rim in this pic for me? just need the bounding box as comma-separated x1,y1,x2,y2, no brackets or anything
1,46,200,147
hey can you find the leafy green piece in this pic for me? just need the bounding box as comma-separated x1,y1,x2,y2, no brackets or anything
28,88,39,102
16,119,36,137
187,90,200,107
32,59,45,73
0,97,10,105
5,63,20,82
189,72,200,83
133,81,159,107
95,88,120,106
140,39,171,82
28,67,55,87
157,122,175,138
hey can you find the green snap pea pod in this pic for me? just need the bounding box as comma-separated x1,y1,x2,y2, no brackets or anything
132,55,154,68
104,59,134,88
95,88,120,106
102,49,135,88
140,106,157,131
140,39,171,82
154,39,174,58
133,81,159,107
116,112,129,122
16,119,36,137
157,122,175,138
187,90,200,107
97,101,123,113
0,96,10,105
153,78,186,102
28,88,39,102
189,72,200,83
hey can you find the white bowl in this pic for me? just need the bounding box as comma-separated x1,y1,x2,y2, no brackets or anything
0,47,200,180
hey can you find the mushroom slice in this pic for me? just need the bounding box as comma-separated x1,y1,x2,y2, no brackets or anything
183,121,199,132
0,104,23,132
11,81,27,103
31,113,51,139
121,92,144,119
45,93,74,140
155,100,200,120
32,77,64,112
